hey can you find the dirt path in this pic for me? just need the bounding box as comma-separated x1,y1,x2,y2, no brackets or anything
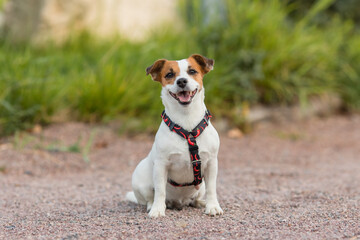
1,115,360,239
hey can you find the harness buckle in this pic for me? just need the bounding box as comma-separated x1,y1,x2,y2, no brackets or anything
192,160,201,165
206,110,212,118
204,116,210,126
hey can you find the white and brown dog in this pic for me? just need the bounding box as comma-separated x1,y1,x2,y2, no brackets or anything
126,54,223,218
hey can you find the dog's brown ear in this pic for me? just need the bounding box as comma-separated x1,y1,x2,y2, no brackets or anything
146,59,166,82
190,54,214,74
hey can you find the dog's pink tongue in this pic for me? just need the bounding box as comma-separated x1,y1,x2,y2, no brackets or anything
177,92,191,102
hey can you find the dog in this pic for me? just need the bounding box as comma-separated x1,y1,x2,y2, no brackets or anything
126,54,223,218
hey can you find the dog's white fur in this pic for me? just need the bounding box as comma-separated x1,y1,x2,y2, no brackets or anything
126,55,223,218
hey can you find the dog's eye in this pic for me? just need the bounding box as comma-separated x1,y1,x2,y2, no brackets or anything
188,69,197,75
165,72,175,79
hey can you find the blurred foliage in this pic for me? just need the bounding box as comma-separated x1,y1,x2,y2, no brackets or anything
0,0,6,10
287,0,360,24
0,31,200,135
0,0,360,136
179,0,360,118
337,33,360,110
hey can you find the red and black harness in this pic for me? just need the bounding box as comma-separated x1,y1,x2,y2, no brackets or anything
161,110,212,188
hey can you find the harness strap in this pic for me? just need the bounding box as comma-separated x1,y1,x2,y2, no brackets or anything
161,110,212,187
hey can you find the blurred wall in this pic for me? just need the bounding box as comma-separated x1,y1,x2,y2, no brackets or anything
1,0,178,43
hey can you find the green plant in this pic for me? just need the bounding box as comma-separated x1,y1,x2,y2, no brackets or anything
0,30,200,135
287,0,360,24
337,32,360,111
12,131,35,150
0,0,359,136
0,0,7,10
45,143,81,153
82,130,96,163
0,43,70,135
179,0,357,120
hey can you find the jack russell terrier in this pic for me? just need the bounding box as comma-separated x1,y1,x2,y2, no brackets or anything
126,54,223,218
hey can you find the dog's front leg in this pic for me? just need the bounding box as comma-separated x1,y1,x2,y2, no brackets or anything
148,160,168,218
204,158,223,216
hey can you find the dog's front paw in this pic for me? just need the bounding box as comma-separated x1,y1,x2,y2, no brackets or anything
205,203,223,216
148,204,166,218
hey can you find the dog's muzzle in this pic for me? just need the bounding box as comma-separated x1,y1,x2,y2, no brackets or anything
169,89,197,105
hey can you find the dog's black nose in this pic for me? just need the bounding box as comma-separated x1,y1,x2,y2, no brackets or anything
177,78,188,88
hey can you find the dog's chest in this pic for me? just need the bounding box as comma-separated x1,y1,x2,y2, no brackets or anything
167,137,212,181
156,124,219,182
169,141,211,168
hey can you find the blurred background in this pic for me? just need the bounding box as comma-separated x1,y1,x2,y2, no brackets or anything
0,0,359,136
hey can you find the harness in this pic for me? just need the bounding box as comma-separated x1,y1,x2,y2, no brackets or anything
161,110,212,188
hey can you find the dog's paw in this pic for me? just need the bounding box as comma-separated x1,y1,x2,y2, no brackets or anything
148,205,166,218
190,199,206,208
205,203,223,216
146,201,153,212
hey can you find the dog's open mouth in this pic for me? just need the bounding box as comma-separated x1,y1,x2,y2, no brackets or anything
169,89,197,105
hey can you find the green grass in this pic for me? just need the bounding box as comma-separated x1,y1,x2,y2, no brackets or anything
11,129,96,163
337,32,360,111
0,32,201,135
178,0,360,123
0,0,360,136
0,0,7,9
182,0,351,103
0,44,62,134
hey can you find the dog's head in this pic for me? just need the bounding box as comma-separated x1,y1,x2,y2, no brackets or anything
146,54,214,106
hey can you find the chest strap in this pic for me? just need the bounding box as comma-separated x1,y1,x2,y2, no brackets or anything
161,110,212,187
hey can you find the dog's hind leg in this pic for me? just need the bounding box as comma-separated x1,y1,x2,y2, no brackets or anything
126,191,138,203
132,171,154,207
130,157,155,208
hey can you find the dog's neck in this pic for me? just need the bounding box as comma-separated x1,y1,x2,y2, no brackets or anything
162,88,207,131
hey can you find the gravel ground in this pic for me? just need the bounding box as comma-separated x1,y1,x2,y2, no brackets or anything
0,115,360,239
